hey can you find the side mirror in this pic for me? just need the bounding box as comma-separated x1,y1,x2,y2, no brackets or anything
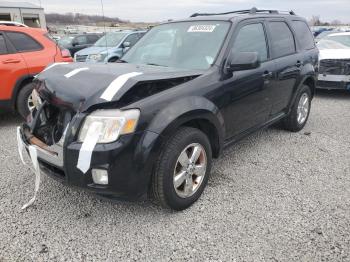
122,41,131,48
72,40,79,47
226,51,260,72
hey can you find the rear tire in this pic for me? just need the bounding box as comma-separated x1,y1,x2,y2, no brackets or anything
16,82,34,119
282,85,312,132
152,127,212,211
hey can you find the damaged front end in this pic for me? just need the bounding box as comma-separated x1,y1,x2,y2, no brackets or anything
22,87,75,168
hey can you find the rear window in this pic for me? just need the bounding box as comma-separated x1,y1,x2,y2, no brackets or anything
292,21,315,50
0,34,7,54
6,32,42,52
268,22,296,58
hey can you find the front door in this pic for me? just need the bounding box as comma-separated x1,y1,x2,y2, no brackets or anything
220,21,275,139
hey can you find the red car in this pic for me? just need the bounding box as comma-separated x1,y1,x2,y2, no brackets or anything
0,25,72,118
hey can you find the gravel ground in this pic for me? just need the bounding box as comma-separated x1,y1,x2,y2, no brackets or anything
0,90,349,262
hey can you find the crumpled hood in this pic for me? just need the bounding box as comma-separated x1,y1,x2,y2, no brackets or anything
319,49,350,60
35,62,203,112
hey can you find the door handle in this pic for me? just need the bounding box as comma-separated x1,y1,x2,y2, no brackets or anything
262,71,273,79
2,59,21,64
295,61,303,68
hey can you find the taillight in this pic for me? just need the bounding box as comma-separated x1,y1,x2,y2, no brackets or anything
60,49,71,58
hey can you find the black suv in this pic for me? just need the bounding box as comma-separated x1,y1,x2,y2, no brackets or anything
58,33,102,56
18,8,318,210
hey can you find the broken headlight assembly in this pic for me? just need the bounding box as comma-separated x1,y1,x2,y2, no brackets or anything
78,109,140,143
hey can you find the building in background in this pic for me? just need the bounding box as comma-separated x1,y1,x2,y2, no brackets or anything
0,1,46,29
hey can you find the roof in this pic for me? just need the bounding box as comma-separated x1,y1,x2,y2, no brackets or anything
0,1,43,9
183,8,303,22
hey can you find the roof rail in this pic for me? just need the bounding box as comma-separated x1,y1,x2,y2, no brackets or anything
190,7,296,18
0,21,28,27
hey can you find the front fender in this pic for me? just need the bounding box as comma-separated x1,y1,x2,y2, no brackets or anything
147,96,225,146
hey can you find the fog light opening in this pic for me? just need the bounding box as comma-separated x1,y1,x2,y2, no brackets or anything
92,169,109,185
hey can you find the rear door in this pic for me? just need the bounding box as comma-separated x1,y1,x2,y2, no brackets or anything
0,31,28,101
5,31,51,76
266,20,301,116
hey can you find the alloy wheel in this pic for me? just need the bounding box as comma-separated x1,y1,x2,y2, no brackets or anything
173,143,207,198
297,93,310,125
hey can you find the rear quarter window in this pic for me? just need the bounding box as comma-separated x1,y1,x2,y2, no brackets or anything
268,22,296,59
291,20,315,50
0,34,7,54
6,31,42,52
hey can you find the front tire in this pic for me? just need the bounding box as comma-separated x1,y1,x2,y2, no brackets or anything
16,82,34,119
152,127,212,211
282,85,312,132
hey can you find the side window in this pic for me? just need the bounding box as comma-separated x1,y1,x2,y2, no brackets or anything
6,32,42,52
268,22,296,58
233,23,268,62
124,34,139,47
291,20,315,50
75,36,88,45
87,35,99,43
0,34,8,55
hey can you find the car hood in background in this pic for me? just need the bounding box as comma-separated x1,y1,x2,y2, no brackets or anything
75,46,117,56
319,49,350,60
35,63,203,112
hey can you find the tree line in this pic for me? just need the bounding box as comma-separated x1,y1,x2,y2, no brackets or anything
46,13,128,25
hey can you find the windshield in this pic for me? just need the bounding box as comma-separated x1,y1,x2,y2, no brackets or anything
94,32,127,47
58,36,74,47
318,34,350,49
122,21,231,70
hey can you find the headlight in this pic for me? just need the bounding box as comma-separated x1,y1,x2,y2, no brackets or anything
89,53,107,62
78,109,140,143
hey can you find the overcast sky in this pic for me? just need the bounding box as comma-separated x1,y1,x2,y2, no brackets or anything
6,0,350,23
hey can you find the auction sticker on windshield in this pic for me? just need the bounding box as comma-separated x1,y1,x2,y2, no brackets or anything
188,25,216,33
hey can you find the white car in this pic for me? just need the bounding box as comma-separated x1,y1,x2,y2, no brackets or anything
317,32,350,90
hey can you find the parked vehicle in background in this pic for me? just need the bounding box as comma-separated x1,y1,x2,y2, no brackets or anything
19,8,318,210
0,25,72,118
312,27,331,37
315,30,341,43
74,30,146,63
317,32,350,90
58,33,103,57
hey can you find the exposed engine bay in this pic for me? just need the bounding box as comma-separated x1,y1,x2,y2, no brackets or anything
26,101,72,146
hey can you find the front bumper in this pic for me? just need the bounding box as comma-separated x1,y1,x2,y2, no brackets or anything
317,74,350,90
19,125,161,200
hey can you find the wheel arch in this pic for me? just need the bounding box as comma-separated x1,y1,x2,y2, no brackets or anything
11,75,35,110
146,96,226,159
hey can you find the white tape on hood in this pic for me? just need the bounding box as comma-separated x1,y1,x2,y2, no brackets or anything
77,122,103,174
22,146,41,210
42,62,69,73
65,67,89,78
16,126,26,165
100,72,143,101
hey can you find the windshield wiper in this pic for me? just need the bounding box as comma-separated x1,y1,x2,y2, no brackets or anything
146,63,168,67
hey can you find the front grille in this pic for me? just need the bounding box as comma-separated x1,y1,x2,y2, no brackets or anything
319,59,350,75
317,80,348,89
75,55,88,62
